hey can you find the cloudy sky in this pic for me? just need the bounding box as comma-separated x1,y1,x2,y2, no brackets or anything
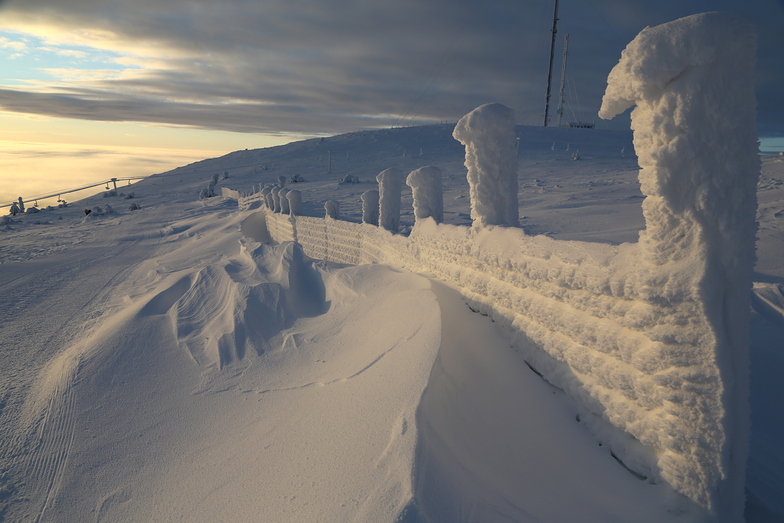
0,0,783,203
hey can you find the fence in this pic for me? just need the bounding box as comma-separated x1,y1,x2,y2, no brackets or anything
231,14,756,519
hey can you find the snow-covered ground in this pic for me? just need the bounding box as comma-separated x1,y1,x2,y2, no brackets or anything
1,122,783,522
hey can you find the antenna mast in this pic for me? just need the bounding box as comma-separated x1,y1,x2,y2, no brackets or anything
543,0,560,127
556,33,569,128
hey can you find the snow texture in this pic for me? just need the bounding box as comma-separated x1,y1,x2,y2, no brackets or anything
406,166,444,223
286,189,302,216
271,186,282,212
263,18,760,516
376,167,403,232
324,199,340,220
600,12,758,518
452,103,519,228
361,190,379,226
279,187,290,214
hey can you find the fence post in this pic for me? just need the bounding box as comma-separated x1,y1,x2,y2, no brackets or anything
599,12,757,518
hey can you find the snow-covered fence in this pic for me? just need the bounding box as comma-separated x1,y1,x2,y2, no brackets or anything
376,167,403,232
453,103,519,227
287,190,302,216
596,13,757,518
406,166,443,223
251,13,757,519
361,190,380,226
226,13,756,518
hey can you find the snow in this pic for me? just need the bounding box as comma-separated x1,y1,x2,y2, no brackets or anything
1,21,782,519
406,166,444,223
600,13,758,518
361,189,380,226
452,103,519,228
324,199,340,220
286,188,302,216
376,167,403,232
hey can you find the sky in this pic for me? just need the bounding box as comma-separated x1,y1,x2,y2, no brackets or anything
1,0,783,205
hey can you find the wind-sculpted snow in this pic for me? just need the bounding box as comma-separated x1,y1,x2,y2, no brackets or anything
599,12,758,519
172,242,327,368
452,103,519,227
254,15,758,518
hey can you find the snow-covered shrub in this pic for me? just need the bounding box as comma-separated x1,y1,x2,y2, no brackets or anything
340,175,360,184
124,192,135,199
361,190,380,226
406,166,443,223
279,188,290,214
599,12,758,517
376,167,403,232
17,197,24,213
286,189,302,216
129,202,141,211
324,200,340,220
278,175,286,188
290,174,305,183
25,206,40,214
104,204,115,214
452,103,519,228
103,190,117,197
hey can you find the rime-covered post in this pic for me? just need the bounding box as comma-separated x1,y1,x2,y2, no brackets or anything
599,12,757,519
406,166,443,223
271,187,282,213
279,188,290,214
452,103,518,228
376,167,403,232
324,200,339,220
361,190,380,225
286,190,302,216
261,186,273,209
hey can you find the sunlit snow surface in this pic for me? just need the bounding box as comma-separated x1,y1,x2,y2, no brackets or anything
1,124,783,522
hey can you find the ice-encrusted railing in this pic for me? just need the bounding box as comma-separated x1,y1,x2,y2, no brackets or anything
238,13,757,520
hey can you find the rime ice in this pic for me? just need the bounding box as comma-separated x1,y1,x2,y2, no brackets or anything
452,103,519,228
406,166,443,223
376,167,403,232
600,12,757,518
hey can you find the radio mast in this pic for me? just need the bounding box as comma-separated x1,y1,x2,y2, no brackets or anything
542,0,560,127
556,33,569,128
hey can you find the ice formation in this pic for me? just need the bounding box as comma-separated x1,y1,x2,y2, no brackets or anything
452,103,518,228
406,166,443,223
324,200,340,220
286,189,302,216
257,13,759,519
279,188,290,214
261,186,273,209
599,12,757,518
361,190,379,226
376,167,403,232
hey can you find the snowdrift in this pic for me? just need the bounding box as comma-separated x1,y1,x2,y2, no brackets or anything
249,13,759,519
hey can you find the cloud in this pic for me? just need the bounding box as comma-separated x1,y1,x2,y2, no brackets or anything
0,0,782,137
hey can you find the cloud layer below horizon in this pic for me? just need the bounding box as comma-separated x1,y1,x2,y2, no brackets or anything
1,0,782,137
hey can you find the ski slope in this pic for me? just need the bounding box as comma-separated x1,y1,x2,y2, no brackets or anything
1,122,783,522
